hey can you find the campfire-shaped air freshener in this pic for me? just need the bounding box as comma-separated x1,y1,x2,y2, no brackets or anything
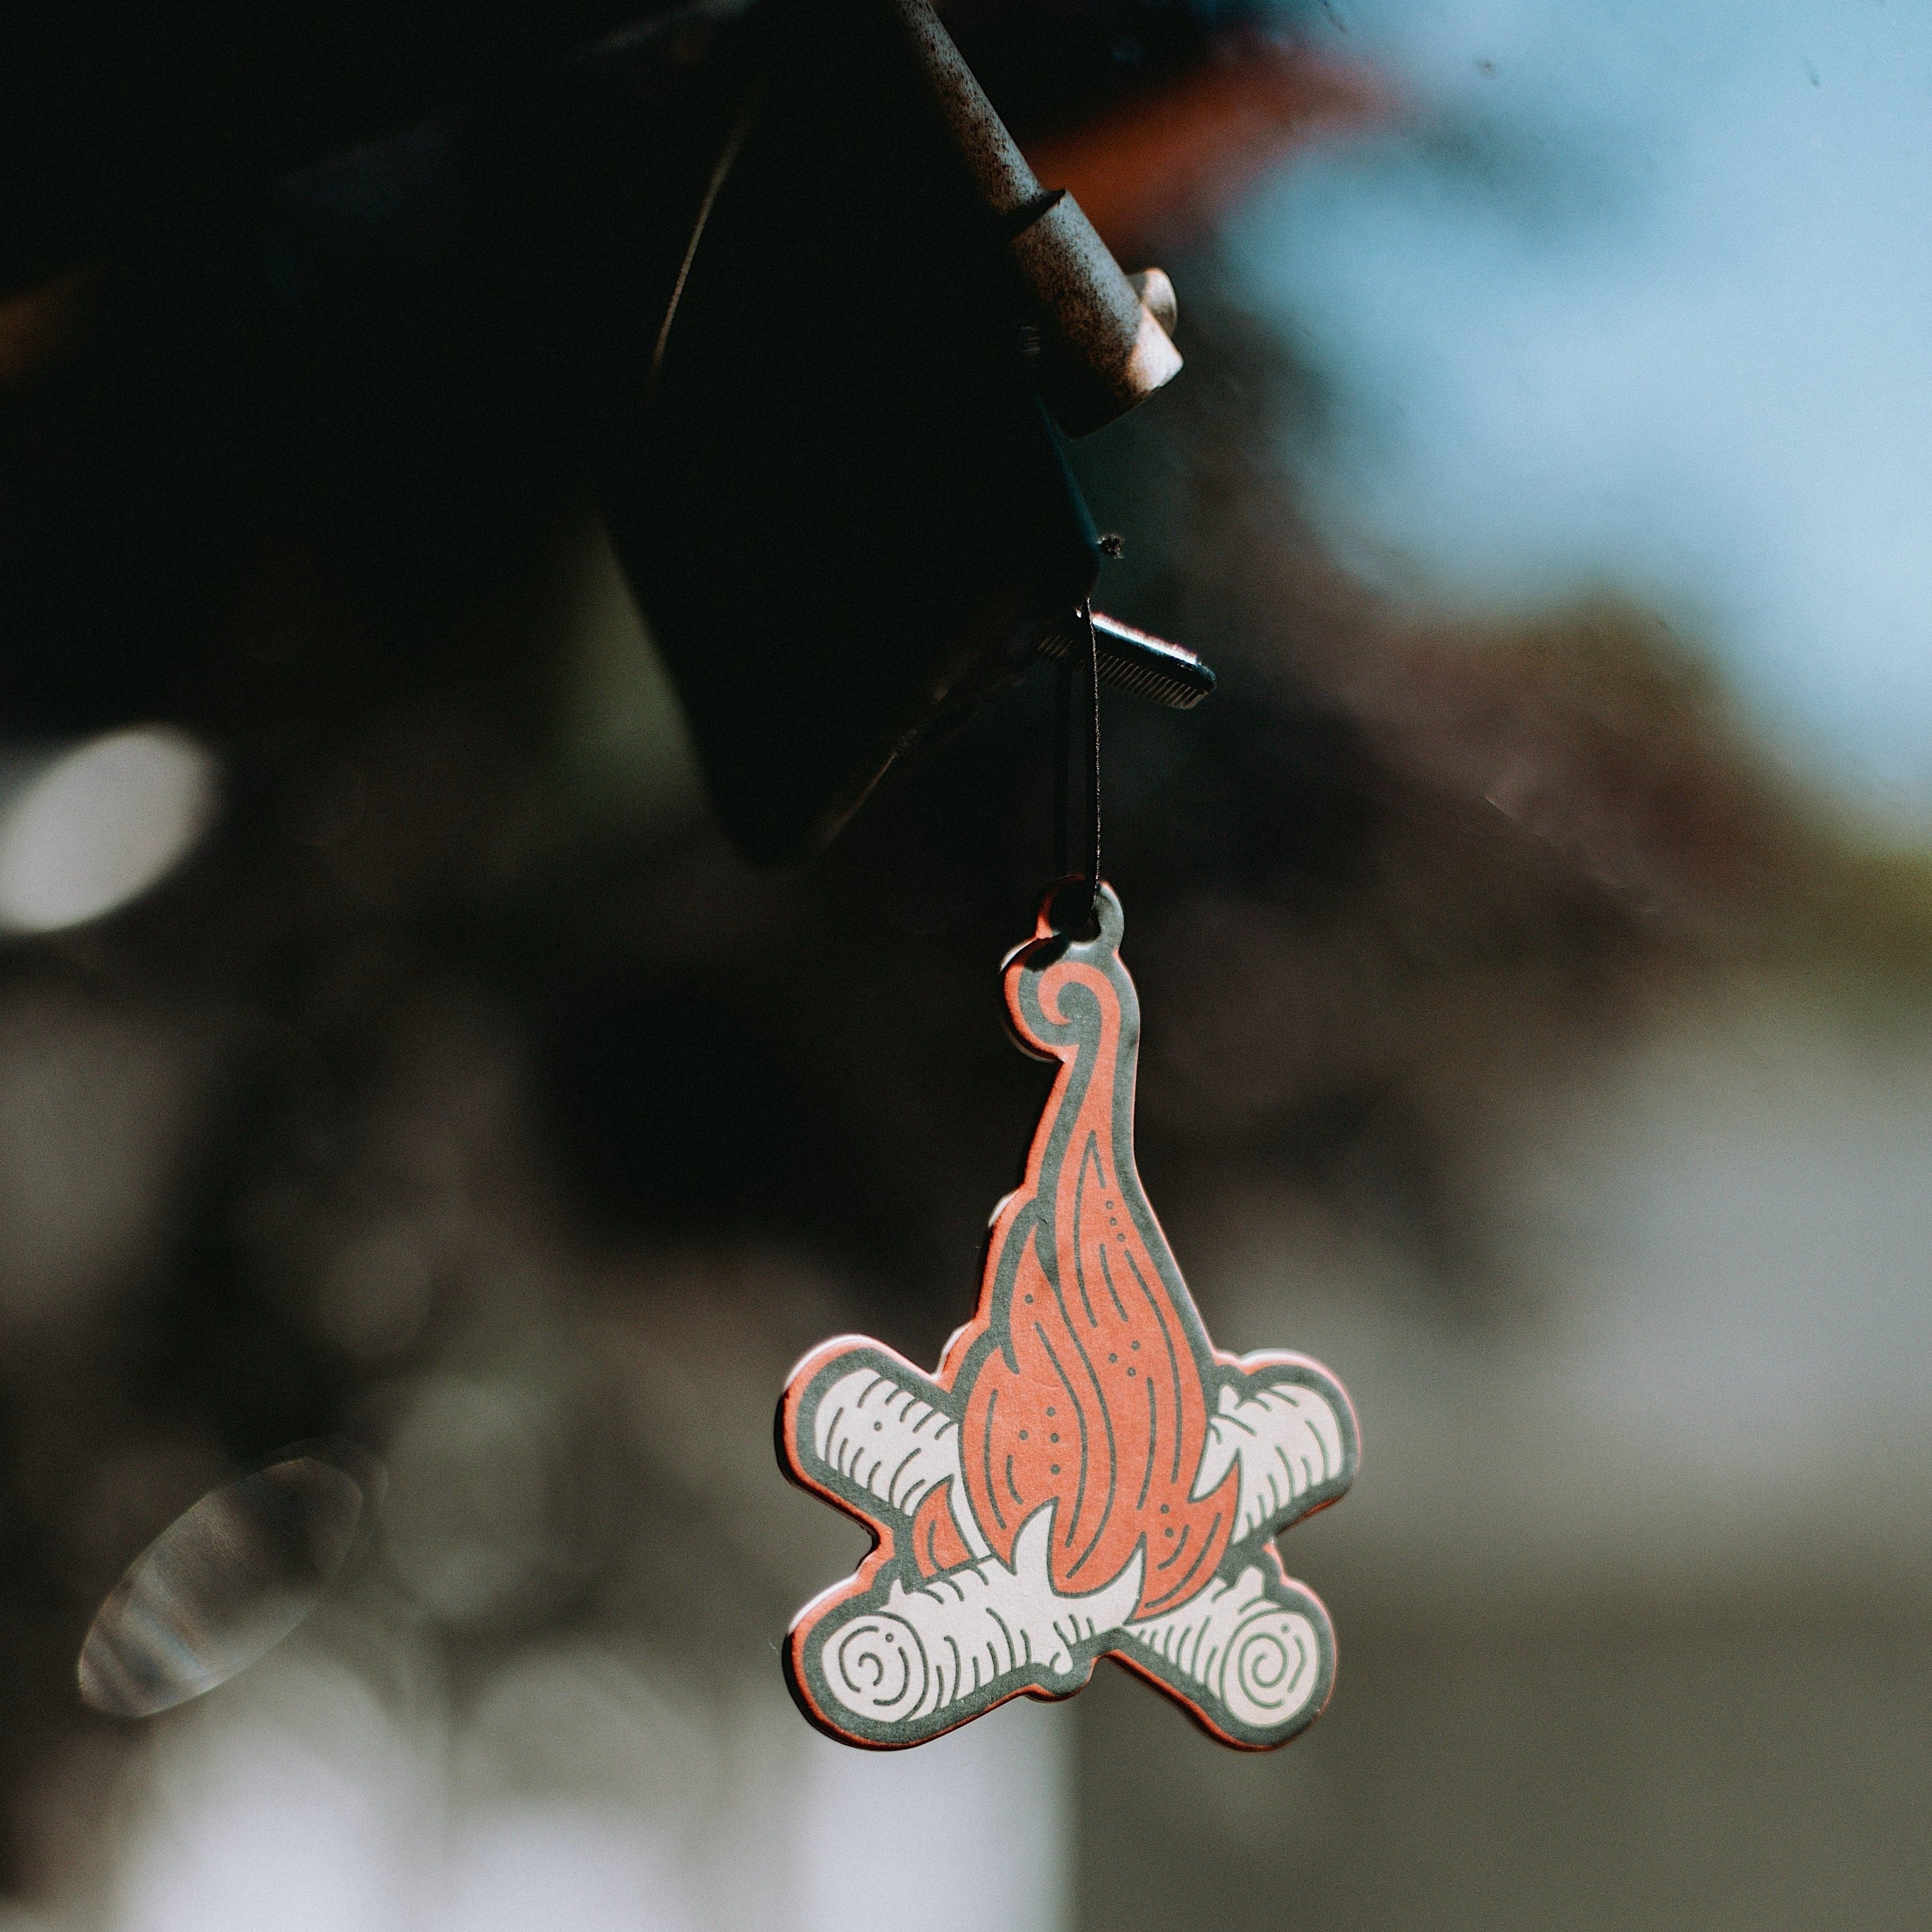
780,881,1358,1749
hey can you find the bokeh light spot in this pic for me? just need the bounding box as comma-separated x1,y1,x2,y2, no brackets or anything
0,726,217,933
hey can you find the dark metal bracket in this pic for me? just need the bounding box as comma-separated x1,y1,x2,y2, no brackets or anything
1037,611,1216,711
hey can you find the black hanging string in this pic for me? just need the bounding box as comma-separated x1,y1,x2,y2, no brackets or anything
1083,599,1102,916
1052,652,1072,883
1052,601,1102,923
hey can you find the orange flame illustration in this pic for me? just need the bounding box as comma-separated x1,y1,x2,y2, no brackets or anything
933,907,1236,1618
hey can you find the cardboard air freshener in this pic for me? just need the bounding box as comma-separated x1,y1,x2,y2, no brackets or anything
779,882,1357,1750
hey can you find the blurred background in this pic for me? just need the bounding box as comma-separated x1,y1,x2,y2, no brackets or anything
1,0,1930,1927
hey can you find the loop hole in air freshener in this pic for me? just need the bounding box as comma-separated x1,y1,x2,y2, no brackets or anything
1044,873,1113,946
77,1437,385,1718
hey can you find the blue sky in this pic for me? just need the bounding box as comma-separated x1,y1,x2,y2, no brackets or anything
1230,0,1932,818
